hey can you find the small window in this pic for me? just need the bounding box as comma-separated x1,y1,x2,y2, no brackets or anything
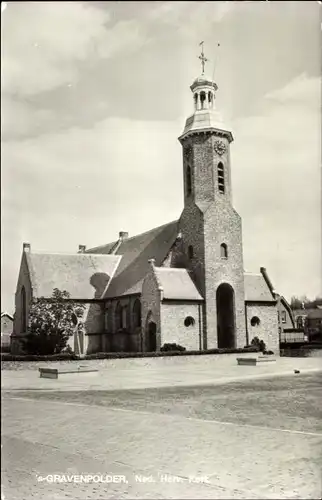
277,311,280,323
250,316,260,327
217,162,225,194
188,245,194,259
281,311,286,324
220,243,228,259
184,316,195,327
186,165,192,196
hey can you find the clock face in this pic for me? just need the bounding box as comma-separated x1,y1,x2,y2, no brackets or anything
214,140,226,156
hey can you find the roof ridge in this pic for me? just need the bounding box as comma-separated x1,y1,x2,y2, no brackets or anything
155,266,188,272
1,312,13,319
87,220,178,253
29,251,119,257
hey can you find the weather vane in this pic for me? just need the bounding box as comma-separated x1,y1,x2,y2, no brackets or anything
198,41,208,75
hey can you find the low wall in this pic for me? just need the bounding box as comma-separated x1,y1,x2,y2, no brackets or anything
280,347,322,358
1,348,260,371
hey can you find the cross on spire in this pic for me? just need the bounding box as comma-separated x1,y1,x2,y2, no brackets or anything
198,41,208,75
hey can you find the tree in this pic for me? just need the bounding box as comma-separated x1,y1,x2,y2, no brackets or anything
290,295,322,310
22,288,86,355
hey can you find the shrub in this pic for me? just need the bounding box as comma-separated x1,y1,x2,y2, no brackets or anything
160,343,186,352
250,336,266,353
1,352,76,362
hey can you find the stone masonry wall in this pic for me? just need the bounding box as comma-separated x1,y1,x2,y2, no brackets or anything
246,303,279,354
179,131,246,350
141,269,161,351
161,302,201,351
101,296,141,353
203,199,246,349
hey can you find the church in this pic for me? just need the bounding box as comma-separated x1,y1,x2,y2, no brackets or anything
13,50,290,356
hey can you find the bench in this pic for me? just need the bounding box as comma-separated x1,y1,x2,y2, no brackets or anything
39,366,99,379
237,356,276,366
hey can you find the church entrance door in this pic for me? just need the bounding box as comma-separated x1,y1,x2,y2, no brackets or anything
148,322,157,352
216,283,236,348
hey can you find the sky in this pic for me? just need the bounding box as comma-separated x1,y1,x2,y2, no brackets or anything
1,1,321,314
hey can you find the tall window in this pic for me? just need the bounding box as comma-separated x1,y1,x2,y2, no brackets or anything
186,165,192,196
217,162,225,193
188,245,194,260
104,306,109,331
220,243,228,259
133,299,141,329
115,302,122,331
121,305,128,329
281,311,286,324
21,286,27,332
200,91,206,109
297,316,303,329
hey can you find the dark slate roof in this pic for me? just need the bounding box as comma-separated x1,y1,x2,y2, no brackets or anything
154,267,203,301
244,273,275,302
25,252,121,299
87,220,179,298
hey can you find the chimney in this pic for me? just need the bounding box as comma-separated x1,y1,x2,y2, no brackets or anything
23,242,30,252
78,245,86,253
119,231,129,241
148,258,156,267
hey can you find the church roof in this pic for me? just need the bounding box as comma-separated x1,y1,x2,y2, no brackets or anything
1,312,13,320
154,267,203,301
25,252,121,300
244,273,276,302
87,220,179,298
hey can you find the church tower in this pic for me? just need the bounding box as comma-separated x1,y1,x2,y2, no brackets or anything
178,44,246,349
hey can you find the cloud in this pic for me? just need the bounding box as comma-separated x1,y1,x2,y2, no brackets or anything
232,73,321,299
1,2,148,98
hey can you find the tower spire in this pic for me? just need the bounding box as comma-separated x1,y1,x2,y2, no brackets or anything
198,41,208,75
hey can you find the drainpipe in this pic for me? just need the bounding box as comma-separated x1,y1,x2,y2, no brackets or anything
198,304,202,350
245,303,249,346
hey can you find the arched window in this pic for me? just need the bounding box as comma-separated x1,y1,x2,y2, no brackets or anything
220,243,228,259
188,245,194,260
115,301,122,331
21,286,27,333
186,165,192,196
133,299,141,329
217,162,225,193
184,316,195,327
208,91,213,107
200,91,206,109
121,305,128,329
297,316,303,329
104,305,109,331
250,316,260,327
194,93,198,110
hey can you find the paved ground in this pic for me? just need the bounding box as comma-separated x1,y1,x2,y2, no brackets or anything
2,353,322,392
2,365,322,499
